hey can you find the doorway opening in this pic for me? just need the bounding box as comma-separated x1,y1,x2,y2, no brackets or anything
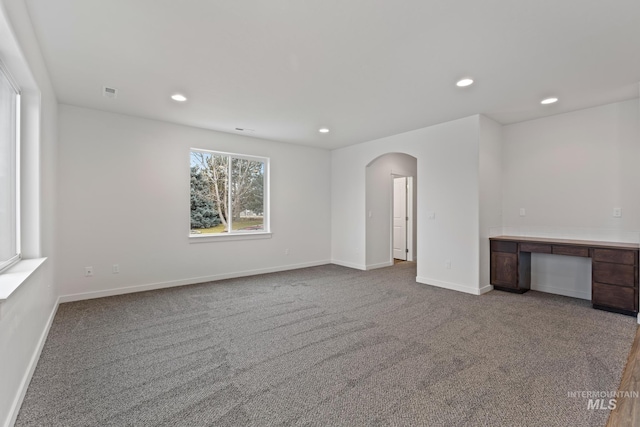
365,153,417,269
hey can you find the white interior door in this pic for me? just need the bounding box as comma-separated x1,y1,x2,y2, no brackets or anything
393,177,407,260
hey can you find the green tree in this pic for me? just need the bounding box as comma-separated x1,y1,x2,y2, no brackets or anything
190,166,220,229
231,158,264,220
192,152,264,225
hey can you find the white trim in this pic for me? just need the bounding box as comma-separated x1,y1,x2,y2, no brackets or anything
190,147,267,163
637,313,640,325
5,295,59,427
0,254,20,276
14,92,20,259
59,260,331,303
189,232,272,243
227,157,232,231
479,284,494,295
416,276,486,295
0,60,20,93
530,284,591,301
0,258,47,301
330,259,367,271
366,261,394,270
406,176,414,262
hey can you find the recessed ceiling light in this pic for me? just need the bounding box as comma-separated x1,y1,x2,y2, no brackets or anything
456,78,474,87
318,128,330,133
541,97,558,105
171,93,187,102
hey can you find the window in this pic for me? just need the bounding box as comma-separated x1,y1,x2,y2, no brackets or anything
190,149,269,237
0,62,20,272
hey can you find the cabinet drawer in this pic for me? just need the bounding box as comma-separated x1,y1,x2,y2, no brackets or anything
552,245,589,257
593,282,636,312
520,243,551,254
490,241,517,253
592,248,637,265
592,262,636,287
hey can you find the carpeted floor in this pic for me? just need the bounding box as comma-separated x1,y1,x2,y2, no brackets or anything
16,262,637,426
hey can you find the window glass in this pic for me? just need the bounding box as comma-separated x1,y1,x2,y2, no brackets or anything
0,64,19,271
190,150,267,236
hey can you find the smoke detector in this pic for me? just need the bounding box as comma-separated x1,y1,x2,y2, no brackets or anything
102,86,118,99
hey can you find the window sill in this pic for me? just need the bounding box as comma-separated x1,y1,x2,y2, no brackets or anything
189,232,272,243
0,258,47,302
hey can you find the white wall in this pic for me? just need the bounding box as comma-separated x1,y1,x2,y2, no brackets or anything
56,105,331,299
478,115,502,289
0,7,635,424
0,0,58,425
365,153,417,268
332,115,486,294
502,99,640,299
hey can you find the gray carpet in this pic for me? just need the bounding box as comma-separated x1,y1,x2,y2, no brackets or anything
16,262,637,426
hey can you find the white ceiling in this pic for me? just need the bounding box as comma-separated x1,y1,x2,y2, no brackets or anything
24,0,640,149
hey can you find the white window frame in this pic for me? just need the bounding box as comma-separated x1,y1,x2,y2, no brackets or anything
189,148,271,242
0,61,20,273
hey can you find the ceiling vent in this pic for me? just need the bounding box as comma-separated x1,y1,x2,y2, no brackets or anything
102,86,118,99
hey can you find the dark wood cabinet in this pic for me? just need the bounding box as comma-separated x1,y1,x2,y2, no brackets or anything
592,248,637,265
489,240,530,293
489,236,639,316
593,283,636,312
552,245,589,257
591,247,638,315
592,262,635,287
490,252,518,289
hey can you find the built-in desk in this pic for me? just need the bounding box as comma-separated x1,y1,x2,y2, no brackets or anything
489,236,640,316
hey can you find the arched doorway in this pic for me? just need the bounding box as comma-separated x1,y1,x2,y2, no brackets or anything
365,153,417,269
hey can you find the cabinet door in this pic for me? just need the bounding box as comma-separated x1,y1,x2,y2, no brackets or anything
491,252,518,288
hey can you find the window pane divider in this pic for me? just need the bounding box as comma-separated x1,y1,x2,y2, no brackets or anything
227,154,232,233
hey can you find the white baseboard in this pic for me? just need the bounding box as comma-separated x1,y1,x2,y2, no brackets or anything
479,284,494,295
330,259,366,271
6,297,60,427
59,260,331,303
530,284,590,301
416,276,486,295
365,261,394,270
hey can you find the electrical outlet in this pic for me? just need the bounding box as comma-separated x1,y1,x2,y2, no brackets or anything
445,260,451,269
112,264,120,274
613,207,622,218
284,249,290,256
84,266,93,277
519,208,526,217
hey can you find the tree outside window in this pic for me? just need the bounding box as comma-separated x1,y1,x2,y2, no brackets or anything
190,150,268,235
